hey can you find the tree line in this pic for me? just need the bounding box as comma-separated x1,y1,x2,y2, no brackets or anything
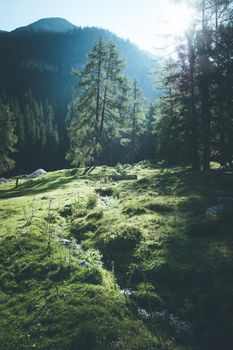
0,91,59,175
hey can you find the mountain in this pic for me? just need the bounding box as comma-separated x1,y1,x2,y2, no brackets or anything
0,18,157,121
13,17,77,34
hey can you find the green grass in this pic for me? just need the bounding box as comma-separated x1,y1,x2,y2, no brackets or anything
0,163,233,350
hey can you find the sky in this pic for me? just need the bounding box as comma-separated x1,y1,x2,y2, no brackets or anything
0,0,194,53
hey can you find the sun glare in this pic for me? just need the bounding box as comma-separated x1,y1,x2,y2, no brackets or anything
164,3,194,36
148,2,196,54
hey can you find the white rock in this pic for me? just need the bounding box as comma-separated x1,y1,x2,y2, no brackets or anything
79,260,91,267
0,177,6,184
138,308,150,319
206,204,224,216
120,289,134,296
26,169,47,179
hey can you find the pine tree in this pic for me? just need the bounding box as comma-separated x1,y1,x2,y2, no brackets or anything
125,78,146,163
142,102,156,160
0,98,17,174
67,39,128,167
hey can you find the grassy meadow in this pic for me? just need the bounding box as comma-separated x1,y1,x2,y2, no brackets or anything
0,162,232,350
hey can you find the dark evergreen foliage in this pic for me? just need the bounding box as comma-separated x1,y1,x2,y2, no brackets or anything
153,0,233,169
0,96,17,174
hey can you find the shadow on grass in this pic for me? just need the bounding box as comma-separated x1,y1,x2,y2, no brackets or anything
128,167,233,199
126,168,233,350
0,173,109,199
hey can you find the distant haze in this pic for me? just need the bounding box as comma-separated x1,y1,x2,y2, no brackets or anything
0,0,192,53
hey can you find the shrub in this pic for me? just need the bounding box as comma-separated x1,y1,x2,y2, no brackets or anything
116,162,126,175
87,209,103,220
60,204,73,217
95,187,114,197
86,193,98,209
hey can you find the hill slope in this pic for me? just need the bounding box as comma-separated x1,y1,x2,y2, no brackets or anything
0,163,232,349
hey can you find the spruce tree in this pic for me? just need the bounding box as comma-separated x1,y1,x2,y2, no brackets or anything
125,78,146,163
67,39,128,167
0,98,17,175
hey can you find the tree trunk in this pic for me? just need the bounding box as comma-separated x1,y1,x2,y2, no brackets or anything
132,80,137,163
200,0,211,171
187,33,200,171
99,47,111,138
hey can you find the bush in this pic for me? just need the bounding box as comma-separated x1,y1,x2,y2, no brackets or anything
60,204,73,217
87,209,103,220
95,187,114,197
116,162,126,175
86,193,98,209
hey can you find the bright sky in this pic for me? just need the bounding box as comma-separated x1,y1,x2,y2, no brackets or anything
0,0,194,53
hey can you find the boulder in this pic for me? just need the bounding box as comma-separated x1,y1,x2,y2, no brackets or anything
79,260,91,268
26,169,47,179
0,177,6,184
55,237,72,247
206,204,224,216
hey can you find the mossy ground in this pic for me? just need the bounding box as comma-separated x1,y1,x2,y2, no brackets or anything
0,162,233,350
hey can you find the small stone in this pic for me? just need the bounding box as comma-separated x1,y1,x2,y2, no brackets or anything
79,260,90,268
55,237,72,247
206,204,224,216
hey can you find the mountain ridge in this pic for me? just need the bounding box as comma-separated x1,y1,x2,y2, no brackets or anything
12,17,77,34
0,18,157,116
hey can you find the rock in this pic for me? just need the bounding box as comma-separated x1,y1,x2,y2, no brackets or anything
0,177,6,184
75,244,83,252
55,237,72,247
26,169,47,179
120,289,134,296
99,196,114,208
79,260,90,268
206,198,233,216
138,307,150,319
206,204,224,216
55,237,83,252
